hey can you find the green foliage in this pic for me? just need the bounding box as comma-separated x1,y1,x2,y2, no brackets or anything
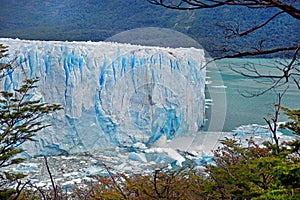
0,78,62,198
0,78,62,168
1,45,62,198
0,44,8,59
0,44,12,78
74,164,205,200
280,106,300,134
0,188,18,200
201,138,300,199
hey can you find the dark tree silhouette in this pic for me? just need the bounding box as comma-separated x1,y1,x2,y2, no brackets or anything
148,0,300,94
147,0,300,56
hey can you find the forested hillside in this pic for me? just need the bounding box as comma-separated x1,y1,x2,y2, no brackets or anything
0,0,299,57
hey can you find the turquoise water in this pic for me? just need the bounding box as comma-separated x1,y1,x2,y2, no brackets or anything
205,58,300,132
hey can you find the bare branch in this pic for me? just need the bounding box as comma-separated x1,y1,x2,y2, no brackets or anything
150,1,300,93
147,0,300,20
225,45,299,96
214,44,300,60
271,0,300,20
293,77,300,89
147,0,224,10
240,79,287,97
263,88,288,154
44,156,58,200
28,182,48,200
12,180,31,200
102,162,127,199
225,11,285,38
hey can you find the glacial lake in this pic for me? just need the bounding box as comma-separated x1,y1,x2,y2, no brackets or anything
204,58,300,132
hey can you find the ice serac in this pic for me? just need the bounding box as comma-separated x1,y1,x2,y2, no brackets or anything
0,38,206,156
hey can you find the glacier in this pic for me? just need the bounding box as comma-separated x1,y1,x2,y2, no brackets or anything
0,38,206,156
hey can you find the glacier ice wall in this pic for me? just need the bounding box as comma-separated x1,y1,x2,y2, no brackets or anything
0,38,206,156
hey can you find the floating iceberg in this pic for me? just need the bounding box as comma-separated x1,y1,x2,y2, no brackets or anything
0,38,206,156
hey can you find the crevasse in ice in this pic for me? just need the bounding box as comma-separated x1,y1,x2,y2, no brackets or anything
0,38,206,156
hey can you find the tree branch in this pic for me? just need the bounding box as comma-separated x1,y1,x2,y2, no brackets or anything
263,88,288,154
214,44,300,60
226,45,299,96
44,156,58,200
225,11,285,38
147,0,300,20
